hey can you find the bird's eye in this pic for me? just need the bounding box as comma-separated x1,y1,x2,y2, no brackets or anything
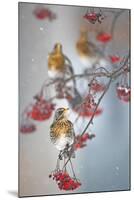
58,110,63,115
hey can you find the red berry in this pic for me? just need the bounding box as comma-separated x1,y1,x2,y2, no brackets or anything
109,55,120,63
33,7,53,20
50,170,81,191
84,13,97,21
116,85,130,103
90,82,106,93
97,32,112,43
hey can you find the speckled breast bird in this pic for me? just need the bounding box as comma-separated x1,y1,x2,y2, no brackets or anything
50,108,75,151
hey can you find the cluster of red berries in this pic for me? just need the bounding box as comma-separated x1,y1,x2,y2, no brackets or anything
96,32,112,43
74,104,102,117
90,81,106,93
116,85,130,102
109,55,121,63
83,94,96,109
49,170,81,190
20,122,36,134
74,94,102,117
27,97,55,121
83,12,98,24
74,133,96,150
33,6,56,21
85,12,97,20
83,10,104,24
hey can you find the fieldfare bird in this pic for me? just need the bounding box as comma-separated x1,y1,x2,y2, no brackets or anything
48,43,75,79
50,107,75,158
76,28,99,67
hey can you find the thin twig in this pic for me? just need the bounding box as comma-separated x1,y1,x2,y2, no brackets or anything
110,10,125,36
69,159,77,180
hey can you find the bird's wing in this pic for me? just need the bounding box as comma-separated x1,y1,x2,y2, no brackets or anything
50,122,57,143
67,120,75,138
64,55,75,78
68,121,76,158
50,123,54,129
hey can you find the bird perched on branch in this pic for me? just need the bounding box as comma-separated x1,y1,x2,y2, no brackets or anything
48,43,65,78
76,29,91,58
50,108,75,158
76,28,100,67
48,43,75,79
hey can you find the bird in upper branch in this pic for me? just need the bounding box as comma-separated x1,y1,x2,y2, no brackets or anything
76,29,91,57
48,43,75,79
76,28,99,67
50,107,75,157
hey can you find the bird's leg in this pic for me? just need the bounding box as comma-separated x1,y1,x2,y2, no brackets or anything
66,143,69,151
56,157,60,171
58,150,63,160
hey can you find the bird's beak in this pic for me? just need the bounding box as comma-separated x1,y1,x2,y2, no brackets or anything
64,108,69,112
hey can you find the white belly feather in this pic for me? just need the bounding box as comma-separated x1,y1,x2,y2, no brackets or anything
55,135,74,151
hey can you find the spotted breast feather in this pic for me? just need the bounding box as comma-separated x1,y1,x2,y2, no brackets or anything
50,119,72,136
